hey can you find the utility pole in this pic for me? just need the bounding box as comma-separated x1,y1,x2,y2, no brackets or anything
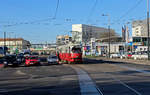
147,0,150,60
102,14,110,58
108,24,110,58
83,26,87,56
4,32,6,56
15,34,17,48
8,32,14,49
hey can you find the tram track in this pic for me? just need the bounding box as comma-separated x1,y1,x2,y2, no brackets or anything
101,71,142,95
72,63,145,95
69,65,104,95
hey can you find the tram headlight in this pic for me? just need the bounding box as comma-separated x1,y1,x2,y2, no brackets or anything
4,61,7,64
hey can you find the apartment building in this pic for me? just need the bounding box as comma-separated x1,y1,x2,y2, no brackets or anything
0,38,30,53
56,35,72,45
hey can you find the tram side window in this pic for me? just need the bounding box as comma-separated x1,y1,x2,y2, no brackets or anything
72,48,81,53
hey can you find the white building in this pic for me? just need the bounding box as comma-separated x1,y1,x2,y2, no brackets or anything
132,19,150,45
132,19,150,51
72,24,114,44
132,20,148,37
96,42,125,56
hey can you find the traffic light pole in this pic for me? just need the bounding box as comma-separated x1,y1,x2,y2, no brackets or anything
102,14,110,58
147,0,150,60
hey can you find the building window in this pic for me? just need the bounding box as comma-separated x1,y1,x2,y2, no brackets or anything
136,31,139,33
136,28,138,30
62,38,65,41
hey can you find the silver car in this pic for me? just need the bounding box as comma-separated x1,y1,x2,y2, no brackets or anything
47,55,58,64
110,53,121,58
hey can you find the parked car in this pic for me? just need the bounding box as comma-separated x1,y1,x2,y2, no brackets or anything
120,54,126,59
0,57,4,67
110,53,121,58
3,54,21,67
119,52,129,59
16,54,25,65
31,52,39,56
140,54,148,59
132,52,148,60
127,52,132,59
24,56,40,66
47,55,58,64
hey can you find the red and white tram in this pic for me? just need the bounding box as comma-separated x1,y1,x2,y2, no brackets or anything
56,44,82,64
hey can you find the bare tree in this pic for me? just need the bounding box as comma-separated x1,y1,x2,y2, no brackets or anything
99,30,120,42
99,30,119,39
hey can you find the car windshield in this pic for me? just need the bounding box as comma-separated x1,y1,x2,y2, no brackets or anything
27,56,37,59
51,56,57,58
49,56,57,59
31,57,37,59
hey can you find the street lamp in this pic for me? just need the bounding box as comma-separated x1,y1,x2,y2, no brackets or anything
102,14,111,58
147,0,150,60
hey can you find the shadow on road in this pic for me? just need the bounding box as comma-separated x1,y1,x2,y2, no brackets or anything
82,58,126,64
0,82,80,95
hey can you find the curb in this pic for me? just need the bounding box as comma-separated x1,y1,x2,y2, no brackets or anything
94,57,150,65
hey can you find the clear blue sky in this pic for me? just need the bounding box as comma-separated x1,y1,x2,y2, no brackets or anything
0,0,147,43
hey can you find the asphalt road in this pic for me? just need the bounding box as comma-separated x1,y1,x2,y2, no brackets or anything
1,58,150,95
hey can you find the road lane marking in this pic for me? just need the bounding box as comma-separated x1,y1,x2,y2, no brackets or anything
105,72,142,95
71,66,103,95
0,89,8,93
15,70,26,75
117,65,150,75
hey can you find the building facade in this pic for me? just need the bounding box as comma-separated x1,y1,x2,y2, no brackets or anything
132,19,149,46
72,24,114,44
30,43,57,55
72,24,116,55
96,42,125,55
132,19,150,51
56,35,72,45
0,38,30,53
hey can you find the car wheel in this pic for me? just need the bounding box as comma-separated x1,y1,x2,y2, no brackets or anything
36,63,41,66
23,63,28,67
3,64,7,68
13,64,19,67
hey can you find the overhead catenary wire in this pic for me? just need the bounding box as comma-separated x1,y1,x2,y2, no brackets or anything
117,0,143,22
108,0,144,35
1,0,61,27
2,17,53,27
53,0,60,19
86,0,98,24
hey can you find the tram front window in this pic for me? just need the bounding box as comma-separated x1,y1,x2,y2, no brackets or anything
72,48,81,53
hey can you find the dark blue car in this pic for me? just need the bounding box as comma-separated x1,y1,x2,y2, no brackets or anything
3,54,23,67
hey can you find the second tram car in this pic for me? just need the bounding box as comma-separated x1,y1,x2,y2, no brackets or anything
57,44,82,64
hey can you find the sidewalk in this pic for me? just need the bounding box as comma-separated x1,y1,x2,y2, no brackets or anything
94,57,150,65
